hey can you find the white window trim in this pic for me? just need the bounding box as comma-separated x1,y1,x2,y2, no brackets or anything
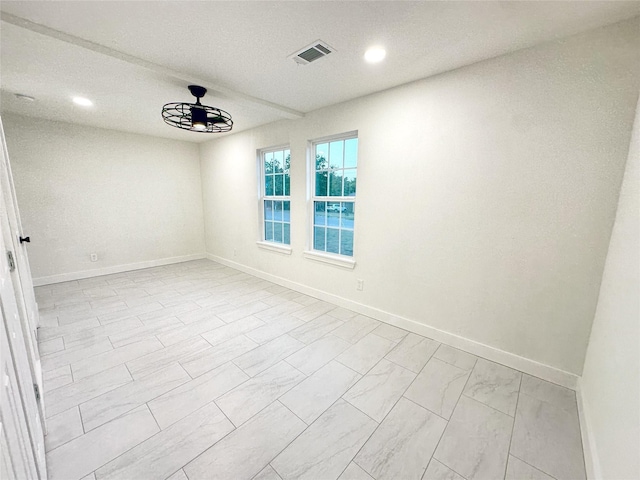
257,241,292,255
258,145,291,248
307,131,358,264
302,250,356,269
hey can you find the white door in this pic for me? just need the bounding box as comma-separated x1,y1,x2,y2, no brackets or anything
0,214,46,478
0,116,46,478
0,117,43,417
1,283,42,479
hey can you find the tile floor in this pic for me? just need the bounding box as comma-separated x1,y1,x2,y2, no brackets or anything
35,259,586,480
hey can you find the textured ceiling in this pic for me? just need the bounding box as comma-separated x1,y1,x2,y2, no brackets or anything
1,1,639,142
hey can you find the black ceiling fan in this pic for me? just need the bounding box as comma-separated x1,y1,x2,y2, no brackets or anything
162,85,233,133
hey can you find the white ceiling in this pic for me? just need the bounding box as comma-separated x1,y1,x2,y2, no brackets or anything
1,1,639,143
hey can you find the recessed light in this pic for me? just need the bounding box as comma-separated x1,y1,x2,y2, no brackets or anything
72,96,93,107
15,93,35,102
364,46,386,63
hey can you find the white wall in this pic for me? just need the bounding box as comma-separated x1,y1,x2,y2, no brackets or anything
3,114,205,282
200,18,639,377
580,96,639,479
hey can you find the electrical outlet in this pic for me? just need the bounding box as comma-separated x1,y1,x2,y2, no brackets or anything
90,253,98,262
357,279,364,291
233,249,237,257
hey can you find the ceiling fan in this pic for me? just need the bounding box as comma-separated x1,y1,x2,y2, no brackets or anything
162,85,233,133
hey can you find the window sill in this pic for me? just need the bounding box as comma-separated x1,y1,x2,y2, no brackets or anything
303,250,356,269
256,241,292,255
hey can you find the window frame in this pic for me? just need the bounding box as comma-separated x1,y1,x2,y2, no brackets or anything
305,131,358,268
257,145,292,254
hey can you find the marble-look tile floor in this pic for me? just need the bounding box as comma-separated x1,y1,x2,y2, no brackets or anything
36,259,586,480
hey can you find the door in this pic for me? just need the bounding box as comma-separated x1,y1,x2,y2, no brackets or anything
0,117,43,416
0,213,46,478
0,116,46,478
1,276,43,479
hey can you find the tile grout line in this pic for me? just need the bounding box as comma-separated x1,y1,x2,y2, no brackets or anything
282,361,310,380
44,406,85,455
64,366,172,436
428,355,479,480
445,356,477,416
428,421,468,480
268,397,363,479
211,363,304,429
69,361,76,384
145,401,163,431
387,344,442,405
276,398,312,427
401,395,450,424
431,343,478,370
182,395,282,477
508,452,559,480
503,373,523,479
82,404,162,479
339,352,438,478
459,392,517,418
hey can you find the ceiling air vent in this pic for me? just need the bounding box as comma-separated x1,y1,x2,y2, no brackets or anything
289,41,335,65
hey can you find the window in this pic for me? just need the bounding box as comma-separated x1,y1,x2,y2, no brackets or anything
260,147,291,246
311,134,358,257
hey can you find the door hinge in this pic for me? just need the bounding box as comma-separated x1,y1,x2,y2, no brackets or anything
6,250,15,272
33,383,40,402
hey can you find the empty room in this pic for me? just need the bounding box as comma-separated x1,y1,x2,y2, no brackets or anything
0,1,638,480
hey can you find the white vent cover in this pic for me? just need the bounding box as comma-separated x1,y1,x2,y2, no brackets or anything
289,40,335,65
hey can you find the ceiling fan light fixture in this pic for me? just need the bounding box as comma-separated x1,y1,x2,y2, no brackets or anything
190,105,208,131
162,85,233,133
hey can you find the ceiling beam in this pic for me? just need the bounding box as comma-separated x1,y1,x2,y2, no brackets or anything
1,12,305,120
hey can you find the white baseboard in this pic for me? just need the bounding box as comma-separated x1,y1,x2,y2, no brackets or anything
32,253,207,286
576,379,601,479
206,253,579,390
